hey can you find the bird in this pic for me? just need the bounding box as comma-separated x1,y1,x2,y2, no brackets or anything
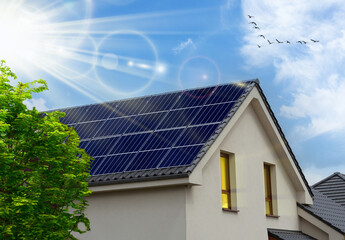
258,34,265,39
248,15,254,18
249,21,257,26
267,40,274,44
310,39,319,43
302,41,307,44
286,41,291,44
257,45,261,48
297,41,303,44
253,26,260,30
276,39,283,44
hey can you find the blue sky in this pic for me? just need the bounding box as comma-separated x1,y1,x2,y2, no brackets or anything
1,0,345,184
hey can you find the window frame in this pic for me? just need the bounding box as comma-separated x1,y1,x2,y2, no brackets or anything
220,152,238,212
264,163,278,217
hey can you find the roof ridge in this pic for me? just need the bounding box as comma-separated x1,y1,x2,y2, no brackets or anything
312,172,345,188
47,79,259,112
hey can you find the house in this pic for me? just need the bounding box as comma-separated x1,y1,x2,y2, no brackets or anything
58,80,337,239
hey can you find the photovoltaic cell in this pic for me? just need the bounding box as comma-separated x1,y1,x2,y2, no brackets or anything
157,107,201,129
60,107,87,125
107,97,149,118
141,129,184,150
124,112,167,134
139,92,181,114
89,157,104,175
95,117,132,137
78,104,113,122
205,84,246,105
109,133,151,154
126,149,168,171
84,137,120,157
191,102,235,125
159,145,203,168
94,153,136,175
172,87,215,109
175,124,218,147
73,120,106,140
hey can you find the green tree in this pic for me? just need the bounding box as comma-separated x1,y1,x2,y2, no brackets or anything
0,60,92,239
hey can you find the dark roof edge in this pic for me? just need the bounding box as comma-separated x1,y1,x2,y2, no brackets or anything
312,172,345,188
255,83,313,198
186,80,258,172
297,203,345,234
88,172,189,186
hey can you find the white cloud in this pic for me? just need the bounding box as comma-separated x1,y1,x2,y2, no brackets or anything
241,0,345,139
172,38,195,55
24,98,49,111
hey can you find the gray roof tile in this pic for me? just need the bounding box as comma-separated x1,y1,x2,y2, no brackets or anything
268,229,316,240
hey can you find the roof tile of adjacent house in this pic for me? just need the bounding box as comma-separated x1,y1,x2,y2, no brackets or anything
268,229,317,240
54,80,311,194
298,182,345,234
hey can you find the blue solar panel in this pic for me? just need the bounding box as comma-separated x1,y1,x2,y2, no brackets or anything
139,92,181,114
172,87,215,109
191,102,235,125
124,112,167,134
59,82,251,176
126,149,168,171
206,84,246,105
109,133,151,154
73,120,106,139
157,107,201,129
141,129,184,150
175,124,218,147
84,137,120,157
95,153,136,174
95,117,132,137
159,145,203,168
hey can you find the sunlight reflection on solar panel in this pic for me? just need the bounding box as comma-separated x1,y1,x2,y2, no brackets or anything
191,102,235,125
172,87,214,109
141,129,184,150
157,107,201,129
124,112,167,134
73,120,106,139
175,124,218,146
140,92,181,114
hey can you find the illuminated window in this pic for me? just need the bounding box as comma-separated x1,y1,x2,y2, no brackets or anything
220,153,231,209
220,152,237,211
264,164,273,215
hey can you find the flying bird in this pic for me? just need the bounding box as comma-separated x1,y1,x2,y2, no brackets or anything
249,21,257,26
248,15,254,18
258,34,265,39
297,41,303,44
302,41,307,44
267,39,274,44
310,39,319,43
286,41,291,44
276,39,283,44
257,45,261,48
253,26,260,30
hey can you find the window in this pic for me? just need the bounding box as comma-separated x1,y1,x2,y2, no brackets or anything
220,152,237,211
264,164,273,215
220,153,231,209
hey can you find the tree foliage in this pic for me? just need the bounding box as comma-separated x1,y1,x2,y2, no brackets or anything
0,60,92,239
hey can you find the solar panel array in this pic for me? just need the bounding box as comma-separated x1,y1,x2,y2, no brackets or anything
60,83,248,176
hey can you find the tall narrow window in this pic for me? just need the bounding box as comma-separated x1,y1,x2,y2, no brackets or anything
264,164,273,215
220,153,231,209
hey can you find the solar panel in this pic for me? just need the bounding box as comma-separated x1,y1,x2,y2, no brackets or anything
59,82,251,176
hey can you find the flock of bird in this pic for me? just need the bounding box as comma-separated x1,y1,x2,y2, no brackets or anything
247,14,320,48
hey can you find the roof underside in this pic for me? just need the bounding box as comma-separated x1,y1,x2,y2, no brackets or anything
268,229,316,240
58,81,256,185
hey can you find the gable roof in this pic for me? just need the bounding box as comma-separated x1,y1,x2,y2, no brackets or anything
312,172,345,207
55,80,311,195
267,229,316,240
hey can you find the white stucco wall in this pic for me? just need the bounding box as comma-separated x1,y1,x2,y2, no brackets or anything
77,186,186,240
185,103,301,239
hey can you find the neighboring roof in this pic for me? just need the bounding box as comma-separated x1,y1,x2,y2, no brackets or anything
298,188,345,234
54,80,311,193
312,172,345,207
267,229,316,240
